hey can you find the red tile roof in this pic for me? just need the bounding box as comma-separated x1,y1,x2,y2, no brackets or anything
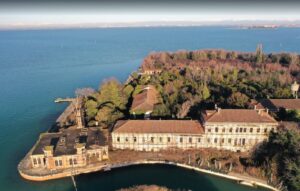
113,120,204,134
131,85,159,112
203,109,277,123
249,99,262,109
257,99,300,110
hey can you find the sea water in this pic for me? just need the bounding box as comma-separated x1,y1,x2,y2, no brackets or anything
1,27,300,191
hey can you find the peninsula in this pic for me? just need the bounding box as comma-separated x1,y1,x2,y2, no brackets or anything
18,47,300,191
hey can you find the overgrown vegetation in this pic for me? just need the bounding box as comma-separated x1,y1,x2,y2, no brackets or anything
80,48,300,190
83,48,300,126
277,108,300,122
139,48,298,118
84,78,130,128
250,126,300,191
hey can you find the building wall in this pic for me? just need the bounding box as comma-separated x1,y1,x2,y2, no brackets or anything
112,123,278,152
203,122,277,151
86,147,109,163
30,146,109,170
30,155,45,168
112,133,204,151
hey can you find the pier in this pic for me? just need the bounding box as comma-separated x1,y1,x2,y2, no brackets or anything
54,98,75,103
55,97,84,128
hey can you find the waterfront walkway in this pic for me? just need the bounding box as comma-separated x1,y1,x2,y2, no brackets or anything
18,149,278,191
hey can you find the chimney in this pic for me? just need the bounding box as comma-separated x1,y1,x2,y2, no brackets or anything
217,107,221,113
258,109,262,115
43,146,53,157
254,105,257,110
266,109,269,114
75,143,85,155
58,136,66,146
215,104,218,110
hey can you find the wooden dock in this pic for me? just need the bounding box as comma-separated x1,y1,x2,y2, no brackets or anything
54,98,75,103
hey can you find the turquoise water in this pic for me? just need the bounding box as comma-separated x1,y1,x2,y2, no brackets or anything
1,27,300,191
76,164,270,191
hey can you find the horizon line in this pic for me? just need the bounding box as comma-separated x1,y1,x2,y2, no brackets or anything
1,20,300,30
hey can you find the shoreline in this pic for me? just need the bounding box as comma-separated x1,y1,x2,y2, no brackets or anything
18,159,278,191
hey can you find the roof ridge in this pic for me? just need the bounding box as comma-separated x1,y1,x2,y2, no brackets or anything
113,120,204,134
205,110,218,122
205,109,277,123
259,110,277,122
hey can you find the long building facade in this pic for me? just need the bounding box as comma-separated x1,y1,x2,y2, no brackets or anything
112,109,278,152
112,120,204,151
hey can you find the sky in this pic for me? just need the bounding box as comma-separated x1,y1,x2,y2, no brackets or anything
1,0,300,28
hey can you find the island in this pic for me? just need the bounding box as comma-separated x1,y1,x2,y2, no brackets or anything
18,47,300,191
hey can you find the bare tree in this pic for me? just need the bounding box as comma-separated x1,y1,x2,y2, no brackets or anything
75,88,96,98
176,100,193,118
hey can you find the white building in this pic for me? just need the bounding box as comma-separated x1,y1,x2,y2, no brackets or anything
112,120,204,152
112,109,278,152
201,109,278,152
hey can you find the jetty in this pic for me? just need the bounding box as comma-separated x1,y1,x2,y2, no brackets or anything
55,97,84,128
54,98,75,103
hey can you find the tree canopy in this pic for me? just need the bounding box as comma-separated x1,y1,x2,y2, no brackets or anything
251,127,300,191
138,49,296,117
84,78,127,128
83,49,298,123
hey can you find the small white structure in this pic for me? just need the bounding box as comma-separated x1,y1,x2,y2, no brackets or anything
291,81,299,99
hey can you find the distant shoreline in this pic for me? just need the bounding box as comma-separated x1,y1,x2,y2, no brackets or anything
1,21,300,31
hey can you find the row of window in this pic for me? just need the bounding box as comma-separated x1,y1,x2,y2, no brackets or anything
33,158,43,165
207,127,274,134
55,159,63,167
35,151,106,167
69,158,78,165
207,137,260,146
116,136,261,146
55,158,78,167
33,157,78,167
116,136,201,144
87,152,100,159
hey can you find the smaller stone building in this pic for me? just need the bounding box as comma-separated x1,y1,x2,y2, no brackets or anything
30,127,108,170
112,120,204,151
130,85,160,116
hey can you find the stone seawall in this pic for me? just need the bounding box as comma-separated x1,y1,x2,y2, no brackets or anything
108,161,279,191
19,170,72,181
18,162,107,181
18,160,279,191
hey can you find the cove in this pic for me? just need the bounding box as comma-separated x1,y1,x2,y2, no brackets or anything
75,164,271,191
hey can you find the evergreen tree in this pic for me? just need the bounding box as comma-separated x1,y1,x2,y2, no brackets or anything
202,83,210,100
255,44,263,64
98,78,127,110
252,128,300,191
227,92,249,108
